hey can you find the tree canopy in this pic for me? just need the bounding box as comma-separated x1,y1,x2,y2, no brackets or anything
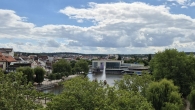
146,79,183,110
114,73,153,97
34,67,45,84
188,90,195,110
150,49,195,97
52,59,71,76
74,60,89,76
117,55,122,60
46,76,154,110
16,67,34,83
0,70,41,110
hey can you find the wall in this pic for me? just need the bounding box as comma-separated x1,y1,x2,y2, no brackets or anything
0,62,6,70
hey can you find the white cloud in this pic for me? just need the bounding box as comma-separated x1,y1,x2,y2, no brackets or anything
0,2,195,53
181,5,188,8
77,19,83,23
46,39,60,47
190,2,195,6
168,0,188,4
167,0,195,8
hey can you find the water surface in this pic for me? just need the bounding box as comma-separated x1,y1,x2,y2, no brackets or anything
42,72,123,94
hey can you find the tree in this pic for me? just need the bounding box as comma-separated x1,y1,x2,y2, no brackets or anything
142,60,149,66
48,73,56,80
0,70,42,110
150,49,195,97
117,54,122,60
46,77,154,110
74,60,89,76
148,54,152,62
70,60,76,68
115,73,153,97
188,90,195,110
34,67,45,84
52,59,71,77
146,79,183,110
76,57,80,60
16,67,34,83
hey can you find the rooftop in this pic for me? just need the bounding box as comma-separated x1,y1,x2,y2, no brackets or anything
0,52,16,62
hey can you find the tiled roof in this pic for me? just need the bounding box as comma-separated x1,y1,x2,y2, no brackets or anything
0,52,16,62
6,56,17,62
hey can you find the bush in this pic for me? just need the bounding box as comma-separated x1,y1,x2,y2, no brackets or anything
188,90,195,110
56,73,62,80
48,74,56,80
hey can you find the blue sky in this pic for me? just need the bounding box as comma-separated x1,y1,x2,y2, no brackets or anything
0,0,195,54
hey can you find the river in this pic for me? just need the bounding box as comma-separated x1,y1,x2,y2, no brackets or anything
42,72,123,94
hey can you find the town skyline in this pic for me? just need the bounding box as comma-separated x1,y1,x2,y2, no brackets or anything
0,0,195,54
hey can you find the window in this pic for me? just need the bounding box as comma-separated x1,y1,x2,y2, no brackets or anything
106,62,120,69
92,62,98,68
0,64,3,68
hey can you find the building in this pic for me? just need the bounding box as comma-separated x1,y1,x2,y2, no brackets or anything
0,52,16,70
92,60,124,74
0,48,14,57
92,60,123,69
92,60,148,75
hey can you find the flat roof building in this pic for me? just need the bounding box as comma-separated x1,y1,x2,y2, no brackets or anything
92,60,148,75
92,60,123,69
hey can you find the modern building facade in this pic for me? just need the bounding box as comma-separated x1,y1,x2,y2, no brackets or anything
92,60,123,69
92,60,148,75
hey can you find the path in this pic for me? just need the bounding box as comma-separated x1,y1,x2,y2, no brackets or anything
185,99,190,110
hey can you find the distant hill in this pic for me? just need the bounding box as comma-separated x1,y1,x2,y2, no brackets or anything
14,51,195,57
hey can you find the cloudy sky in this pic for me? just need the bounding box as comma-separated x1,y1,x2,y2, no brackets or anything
0,0,195,54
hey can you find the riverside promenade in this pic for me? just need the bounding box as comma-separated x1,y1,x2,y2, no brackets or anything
36,75,78,91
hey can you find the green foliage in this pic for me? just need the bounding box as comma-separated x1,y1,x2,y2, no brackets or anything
46,77,154,110
34,67,45,84
115,73,153,97
52,59,71,76
150,49,195,97
146,79,183,110
48,73,56,80
70,60,76,68
148,54,152,62
74,60,89,76
86,60,92,65
76,57,80,60
124,58,148,66
188,90,195,110
117,55,122,60
124,59,135,63
55,73,62,79
142,60,149,66
0,71,42,110
16,67,34,83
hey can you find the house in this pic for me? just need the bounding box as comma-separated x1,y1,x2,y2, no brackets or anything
0,52,16,70
0,48,14,57
38,55,48,61
31,60,38,68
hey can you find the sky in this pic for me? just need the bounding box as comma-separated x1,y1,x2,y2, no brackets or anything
0,0,195,54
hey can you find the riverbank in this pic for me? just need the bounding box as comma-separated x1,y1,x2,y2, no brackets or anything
36,75,78,91
34,75,79,107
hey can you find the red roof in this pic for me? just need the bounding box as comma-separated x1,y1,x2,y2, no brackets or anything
0,52,16,62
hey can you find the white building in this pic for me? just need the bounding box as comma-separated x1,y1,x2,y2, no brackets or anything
92,60,123,69
0,48,14,57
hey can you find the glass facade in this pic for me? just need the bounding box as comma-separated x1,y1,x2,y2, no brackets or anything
106,62,120,69
93,62,98,68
